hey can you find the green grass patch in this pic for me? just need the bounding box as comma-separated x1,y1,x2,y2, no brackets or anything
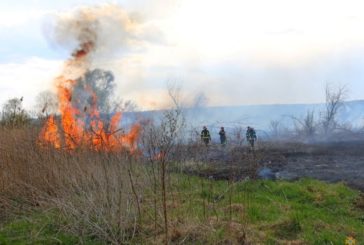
0,211,99,245
1,176,363,244
170,175,364,244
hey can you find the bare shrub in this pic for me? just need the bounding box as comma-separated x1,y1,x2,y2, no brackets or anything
269,120,281,138
140,82,185,244
292,110,317,141
321,83,347,136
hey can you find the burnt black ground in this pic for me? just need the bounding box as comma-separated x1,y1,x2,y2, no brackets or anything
277,141,364,191
178,141,364,192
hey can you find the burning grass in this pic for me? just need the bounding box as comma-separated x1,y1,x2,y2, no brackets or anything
37,4,143,153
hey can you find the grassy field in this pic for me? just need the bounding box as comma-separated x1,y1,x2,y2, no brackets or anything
1,176,363,244
0,127,363,244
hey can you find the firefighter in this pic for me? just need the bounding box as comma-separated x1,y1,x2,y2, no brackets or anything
219,126,227,145
246,126,257,149
201,126,211,146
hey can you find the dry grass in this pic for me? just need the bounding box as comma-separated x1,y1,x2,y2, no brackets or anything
0,126,150,244
0,126,250,244
2,126,362,244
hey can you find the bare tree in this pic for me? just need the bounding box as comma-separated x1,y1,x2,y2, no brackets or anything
321,83,347,136
74,69,115,113
292,110,316,140
35,90,59,117
110,97,138,113
269,120,281,138
1,97,30,127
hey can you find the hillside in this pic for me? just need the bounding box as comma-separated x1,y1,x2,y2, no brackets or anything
183,100,364,130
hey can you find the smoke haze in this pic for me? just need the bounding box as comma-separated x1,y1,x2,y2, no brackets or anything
2,1,364,111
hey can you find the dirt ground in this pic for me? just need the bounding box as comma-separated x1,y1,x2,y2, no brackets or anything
180,141,364,192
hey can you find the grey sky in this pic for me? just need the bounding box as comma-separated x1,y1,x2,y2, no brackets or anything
1,0,364,110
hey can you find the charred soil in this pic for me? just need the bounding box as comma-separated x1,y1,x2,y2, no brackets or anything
178,141,364,192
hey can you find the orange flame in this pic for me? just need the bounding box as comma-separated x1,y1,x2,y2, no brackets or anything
38,42,140,152
39,115,61,149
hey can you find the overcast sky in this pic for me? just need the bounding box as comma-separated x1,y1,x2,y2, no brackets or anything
2,0,364,110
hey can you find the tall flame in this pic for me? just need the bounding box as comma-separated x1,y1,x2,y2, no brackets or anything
38,5,142,152
39,115,61,149
39,58,141,152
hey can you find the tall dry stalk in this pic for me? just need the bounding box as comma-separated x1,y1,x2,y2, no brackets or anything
0,126,150,244
140,83,186,244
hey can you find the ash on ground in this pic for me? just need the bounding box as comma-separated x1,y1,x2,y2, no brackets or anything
172,141,364,192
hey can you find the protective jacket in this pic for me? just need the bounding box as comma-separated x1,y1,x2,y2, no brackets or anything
201,129,211,140
246,128,257,140
219,129,226,144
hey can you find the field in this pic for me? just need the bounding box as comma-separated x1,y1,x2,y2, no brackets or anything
3,1,364,244
0,127,363,244
181,141,364,191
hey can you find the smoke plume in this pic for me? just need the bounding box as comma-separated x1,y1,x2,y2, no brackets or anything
50,4,143,58
38,4,145,151
48,4,147,114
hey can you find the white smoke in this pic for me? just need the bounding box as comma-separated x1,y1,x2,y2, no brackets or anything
46,4,148,60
